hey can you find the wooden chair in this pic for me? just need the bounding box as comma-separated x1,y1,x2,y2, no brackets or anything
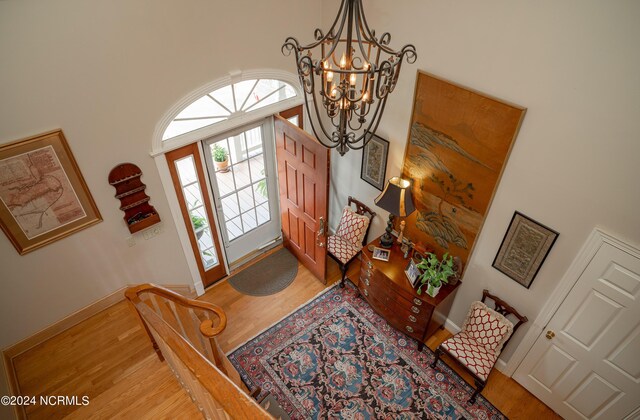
431,289,527,404
327,196,376,288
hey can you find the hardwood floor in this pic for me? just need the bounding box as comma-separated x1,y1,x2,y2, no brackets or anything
11,254,559,419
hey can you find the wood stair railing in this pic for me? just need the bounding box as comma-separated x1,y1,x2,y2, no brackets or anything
125,284,272,419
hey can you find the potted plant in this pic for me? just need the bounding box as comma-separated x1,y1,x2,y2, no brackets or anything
190,214,207,239
212,144,229,172
416,252,455,297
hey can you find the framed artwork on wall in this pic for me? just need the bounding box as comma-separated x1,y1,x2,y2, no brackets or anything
400,71,527,272
492,211,559,288
360,134,389,190
0,129,102,254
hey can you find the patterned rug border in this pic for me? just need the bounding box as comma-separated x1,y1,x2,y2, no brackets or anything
230,280,508,419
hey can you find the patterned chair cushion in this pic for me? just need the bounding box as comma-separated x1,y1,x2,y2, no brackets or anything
335,206,370,247
441,332,499,381
327,235,361,264
440,301,515,381
460,301,514,353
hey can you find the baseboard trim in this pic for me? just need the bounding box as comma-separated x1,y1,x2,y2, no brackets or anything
2,282,194,408
444,318,461,334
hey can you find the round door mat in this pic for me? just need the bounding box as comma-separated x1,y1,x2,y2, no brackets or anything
228,248,298,296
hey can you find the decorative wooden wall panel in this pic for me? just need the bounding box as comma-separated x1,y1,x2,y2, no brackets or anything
401,72,526,268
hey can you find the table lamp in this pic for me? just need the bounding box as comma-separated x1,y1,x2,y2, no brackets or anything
374,177,416,248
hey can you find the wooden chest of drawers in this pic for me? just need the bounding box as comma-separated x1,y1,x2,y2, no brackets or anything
357,239,460,350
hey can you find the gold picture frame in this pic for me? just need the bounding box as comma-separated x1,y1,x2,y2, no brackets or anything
0,129,102,254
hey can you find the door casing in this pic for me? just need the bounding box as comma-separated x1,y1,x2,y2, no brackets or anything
512,229,640,419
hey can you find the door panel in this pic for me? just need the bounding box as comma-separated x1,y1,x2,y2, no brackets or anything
166,144,226,287
514,242,640,419
275,116,329,282
203,120,281,266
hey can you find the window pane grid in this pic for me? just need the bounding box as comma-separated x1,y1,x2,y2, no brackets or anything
174,155,219,270
209,124,273,244
164,79,296,141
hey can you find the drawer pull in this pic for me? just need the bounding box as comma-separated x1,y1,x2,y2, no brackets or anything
364,278,369,286
364,289,368,297
413,298,422,306
408,315,417,323
405,326,414,333
367,261,373,269
411,306,420,314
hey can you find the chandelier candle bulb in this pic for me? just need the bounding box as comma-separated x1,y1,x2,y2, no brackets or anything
340,53,347,69
325,71,334,94
326,70,334,83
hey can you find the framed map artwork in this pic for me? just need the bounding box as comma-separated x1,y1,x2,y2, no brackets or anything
0,129,102,254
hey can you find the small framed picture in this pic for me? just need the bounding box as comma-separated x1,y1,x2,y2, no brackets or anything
372,247,390,262
405,258,422,287
492,211,559,289
360,134,389,191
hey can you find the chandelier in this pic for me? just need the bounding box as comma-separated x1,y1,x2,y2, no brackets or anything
282,0,416,155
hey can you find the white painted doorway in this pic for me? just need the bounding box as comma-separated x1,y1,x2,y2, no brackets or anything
514,233,640,419
203,119,281,267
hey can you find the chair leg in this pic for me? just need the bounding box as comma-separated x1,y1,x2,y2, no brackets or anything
468,379,486,404
431,346,443,368
339,263,348,288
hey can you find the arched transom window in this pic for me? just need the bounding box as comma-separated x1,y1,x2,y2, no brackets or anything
163,79,297,141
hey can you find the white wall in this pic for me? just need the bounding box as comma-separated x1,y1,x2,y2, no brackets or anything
328,0,640,363
0,0,320,349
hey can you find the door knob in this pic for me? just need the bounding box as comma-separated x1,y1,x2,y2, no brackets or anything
546,330,555,340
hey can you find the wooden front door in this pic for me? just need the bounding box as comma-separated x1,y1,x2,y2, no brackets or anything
514,240,640,419
275,115,329,282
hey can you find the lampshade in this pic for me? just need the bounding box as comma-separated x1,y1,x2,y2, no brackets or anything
374,177,416,217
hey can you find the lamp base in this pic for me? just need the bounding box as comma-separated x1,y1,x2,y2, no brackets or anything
379,213,395,248
379,233,394,249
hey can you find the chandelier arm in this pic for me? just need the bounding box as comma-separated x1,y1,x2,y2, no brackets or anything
346,96,388,147
296,0,346,52
303,79,343,148
302,94,342,150
322,5,349,67
281,36,301,57
352,0,374,66
373,60,393,99
354,0,379,45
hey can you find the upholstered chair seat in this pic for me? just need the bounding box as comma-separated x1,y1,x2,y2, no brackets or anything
431,290,527,404
327,197,375,286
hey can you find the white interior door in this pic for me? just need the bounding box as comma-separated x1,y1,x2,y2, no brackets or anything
203,119,281,266
514,241,640,419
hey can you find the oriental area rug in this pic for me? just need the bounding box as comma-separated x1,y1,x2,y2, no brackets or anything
228,283,506,419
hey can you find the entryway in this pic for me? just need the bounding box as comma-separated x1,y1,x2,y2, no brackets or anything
164,101,331,289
